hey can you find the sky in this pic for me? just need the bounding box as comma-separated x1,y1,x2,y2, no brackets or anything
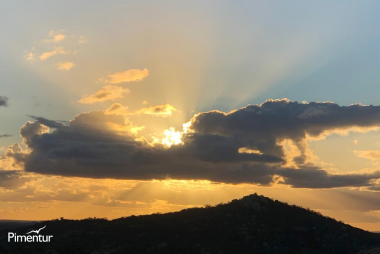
1,0,380,231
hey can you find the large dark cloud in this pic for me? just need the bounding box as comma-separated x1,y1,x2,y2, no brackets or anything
191,100,380,136
190,99,380,160
0,96,8,107
11,99,380,188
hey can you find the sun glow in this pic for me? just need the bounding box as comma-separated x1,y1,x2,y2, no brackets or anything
162,127,182,147
161,121,192,147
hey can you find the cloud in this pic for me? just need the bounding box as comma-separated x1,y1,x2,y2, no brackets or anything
0,170,32,189
78,36,88,44
105,103,129,115
63,110,143,135
0,96,9,107
19,121,50,147
354,150,380,160
11,110,280,182
0,134,13,138
100,69,149,84
189,99,380,163
0,143,27,170
143,100,148,105
25,48,35,63
8,99,380,190
43,30,66,43
135,104,178,117
104,103,177,117
5,101,380,188
39,47,67,60
190,99,380,138
53,34,65,42
78,85,130,104
56,61,75,71
27,115,68,129
277,166,380,188
26,30,84,66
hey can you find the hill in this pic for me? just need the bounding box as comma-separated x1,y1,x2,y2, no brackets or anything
1,193,379,254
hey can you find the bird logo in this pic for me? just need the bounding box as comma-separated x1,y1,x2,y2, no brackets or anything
26,225,46,235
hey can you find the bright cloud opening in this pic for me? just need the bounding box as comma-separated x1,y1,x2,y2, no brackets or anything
161,122,191,147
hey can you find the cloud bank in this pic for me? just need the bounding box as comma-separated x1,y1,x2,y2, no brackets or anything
7,99,380,190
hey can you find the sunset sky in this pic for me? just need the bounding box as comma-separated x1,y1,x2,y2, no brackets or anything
2,0,380,231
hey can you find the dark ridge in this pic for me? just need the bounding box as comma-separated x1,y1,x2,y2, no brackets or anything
1,193,379,254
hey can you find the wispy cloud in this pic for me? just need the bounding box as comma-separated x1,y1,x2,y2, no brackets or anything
0,96,9,107
78,36,88,44
53,34,65,42
0,134,13,138
25,47,36,63
78,85,130,104
43,30,66,43
354,150,380,160
105,103,129,115
104,103,177,117
135,104,178,117
26,30,85,66
100,69,149,84
56,61,75,71
39,47,67,60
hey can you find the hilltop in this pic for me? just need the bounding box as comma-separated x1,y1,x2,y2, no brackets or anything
1,194,379,254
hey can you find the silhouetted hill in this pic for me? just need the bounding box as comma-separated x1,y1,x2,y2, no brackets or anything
1,193,379,254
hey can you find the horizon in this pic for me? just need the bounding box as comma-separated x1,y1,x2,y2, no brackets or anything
2,0,380,233
1,194,380,234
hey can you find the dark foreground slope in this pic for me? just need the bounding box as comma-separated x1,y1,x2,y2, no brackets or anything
1,194,379,254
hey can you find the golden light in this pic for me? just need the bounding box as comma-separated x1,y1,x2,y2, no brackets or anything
161,121,192,147
162,127,182,147
238,147,263,154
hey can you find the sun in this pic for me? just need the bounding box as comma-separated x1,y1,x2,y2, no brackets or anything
161,121,192,147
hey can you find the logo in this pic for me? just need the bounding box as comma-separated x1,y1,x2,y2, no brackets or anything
8,225,53,243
